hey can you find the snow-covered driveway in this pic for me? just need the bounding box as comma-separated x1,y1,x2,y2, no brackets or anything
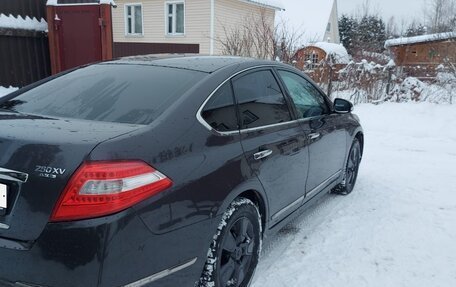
253,103,456,287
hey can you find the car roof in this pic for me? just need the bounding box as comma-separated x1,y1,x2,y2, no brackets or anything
104,55,276,73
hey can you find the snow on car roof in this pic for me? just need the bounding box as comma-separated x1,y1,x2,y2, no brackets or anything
385,32,456,48
310,42,350,64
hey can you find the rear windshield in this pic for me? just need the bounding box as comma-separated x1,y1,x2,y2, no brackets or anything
0,64,206,124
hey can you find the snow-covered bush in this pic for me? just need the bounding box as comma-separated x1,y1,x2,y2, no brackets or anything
314,58,455,105
386,75,455,104
328,59,395,104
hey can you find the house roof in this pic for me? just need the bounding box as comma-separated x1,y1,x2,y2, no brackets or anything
278,0,335,43
303,42,350,64
47,0,116,5
243,0,285,11
385,32,456,48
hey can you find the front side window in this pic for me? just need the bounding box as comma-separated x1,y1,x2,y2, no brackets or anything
201,82,238,132
125,4,143,35
232,70,292,129
166,2,185,35
278,70,329,119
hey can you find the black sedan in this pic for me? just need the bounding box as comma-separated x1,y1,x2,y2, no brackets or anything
0,56,363,287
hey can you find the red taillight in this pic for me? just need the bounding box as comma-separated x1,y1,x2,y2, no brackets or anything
50,161,173,222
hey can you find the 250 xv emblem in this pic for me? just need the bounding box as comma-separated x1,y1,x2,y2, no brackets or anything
35,165,66,179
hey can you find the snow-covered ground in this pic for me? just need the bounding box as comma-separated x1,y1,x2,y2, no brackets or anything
253,102,456,287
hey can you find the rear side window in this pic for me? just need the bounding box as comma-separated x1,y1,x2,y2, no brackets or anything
232,70,291,129
201,82,238,132
0,64,206,125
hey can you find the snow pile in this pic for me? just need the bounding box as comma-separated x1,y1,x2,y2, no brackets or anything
385,31,456,47
253,102,456,287
0,86,18,98
388,76,455,104
0,14,47,32
312,42,350,64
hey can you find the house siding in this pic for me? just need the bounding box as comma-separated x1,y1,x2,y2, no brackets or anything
112,0,211,54
112,0,277,56
214,0,275,55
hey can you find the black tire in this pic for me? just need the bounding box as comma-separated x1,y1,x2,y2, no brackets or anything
333,138,362,195
197,198,262,287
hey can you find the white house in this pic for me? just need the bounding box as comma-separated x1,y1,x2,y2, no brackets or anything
111,0,284,57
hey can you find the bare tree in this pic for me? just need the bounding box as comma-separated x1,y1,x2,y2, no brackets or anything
424,0,456,33
215,8,303,63
272,19,305,63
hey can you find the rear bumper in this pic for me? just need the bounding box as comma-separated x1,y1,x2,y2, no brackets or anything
0,209,215,287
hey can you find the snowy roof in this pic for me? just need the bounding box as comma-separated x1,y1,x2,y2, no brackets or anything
243,0,285,11
278,0,334,42
47,0,116,5
308,42,350,64
0,14,47,32
385,32,456,48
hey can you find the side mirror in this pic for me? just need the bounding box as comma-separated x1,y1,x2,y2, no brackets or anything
334,98,353,114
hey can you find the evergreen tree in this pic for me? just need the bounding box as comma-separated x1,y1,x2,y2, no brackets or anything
339,14,387,55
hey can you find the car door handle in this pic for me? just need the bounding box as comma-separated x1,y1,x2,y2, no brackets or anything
308,133,321,140
254,150,273,160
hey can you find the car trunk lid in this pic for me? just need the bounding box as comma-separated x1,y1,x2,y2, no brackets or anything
0,112,142,241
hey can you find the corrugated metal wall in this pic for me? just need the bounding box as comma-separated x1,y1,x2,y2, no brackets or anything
0,0,47,19
0,0,50,88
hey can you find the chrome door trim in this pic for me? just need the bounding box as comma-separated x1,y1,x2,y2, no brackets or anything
0,223,10,230
253,149,273,160
308,133,321,140
123,257,197,287
306,170,342,198
0,167,28,183
272,195,305,222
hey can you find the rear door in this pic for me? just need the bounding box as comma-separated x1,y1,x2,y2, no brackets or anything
277,69,347,198
232,68,309,223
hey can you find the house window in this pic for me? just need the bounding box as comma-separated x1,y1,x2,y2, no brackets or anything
125,4,143,35
305,52,319,69
166,2,185,35
326,22,331,32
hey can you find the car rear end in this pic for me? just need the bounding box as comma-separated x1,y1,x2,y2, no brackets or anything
0,62,210,287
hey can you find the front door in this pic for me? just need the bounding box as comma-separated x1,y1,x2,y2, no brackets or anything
276,69,347,197
232,69,309,223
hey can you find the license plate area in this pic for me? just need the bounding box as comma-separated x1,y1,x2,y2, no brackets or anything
0,183,7,214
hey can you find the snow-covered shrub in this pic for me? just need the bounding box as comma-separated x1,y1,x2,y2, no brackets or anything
331,59,395,103
387,76,455,104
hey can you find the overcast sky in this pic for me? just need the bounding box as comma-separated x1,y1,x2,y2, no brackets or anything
279,0,426,29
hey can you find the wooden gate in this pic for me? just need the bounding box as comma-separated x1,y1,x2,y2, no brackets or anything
47,2,113,74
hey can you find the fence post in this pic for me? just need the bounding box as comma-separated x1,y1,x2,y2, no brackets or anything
386,69,393,95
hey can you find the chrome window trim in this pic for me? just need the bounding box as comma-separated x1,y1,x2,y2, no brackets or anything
196,65,329,136
196,65,292,136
